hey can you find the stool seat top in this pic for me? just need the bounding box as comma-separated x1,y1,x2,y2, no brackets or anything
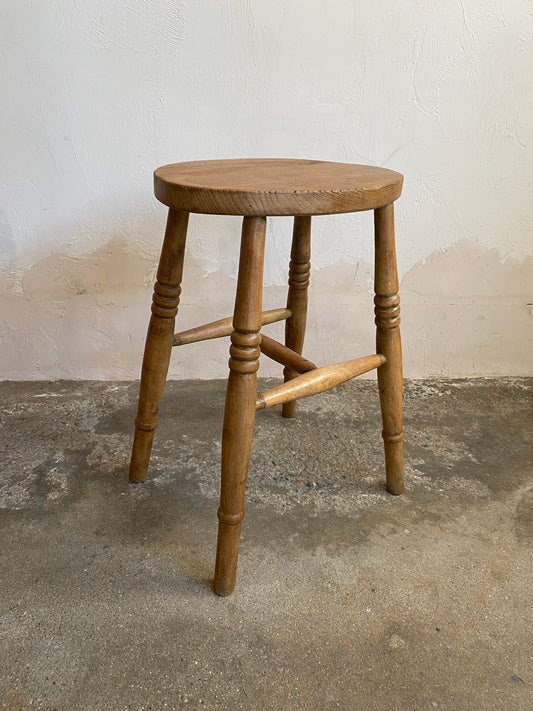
154,158,403,217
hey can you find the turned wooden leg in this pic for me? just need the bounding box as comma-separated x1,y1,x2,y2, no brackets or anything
374,203,404,495
213,216,266,596
282,215,311,418
129,209,189,483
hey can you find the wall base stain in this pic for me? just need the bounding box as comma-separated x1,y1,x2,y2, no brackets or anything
0,238,531,379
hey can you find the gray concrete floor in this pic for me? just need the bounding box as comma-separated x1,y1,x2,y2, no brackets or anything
0,378,532,711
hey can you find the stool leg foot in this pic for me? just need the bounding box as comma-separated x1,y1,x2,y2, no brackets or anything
213,217,266,595
374,204,404,496
129,209,189,483
282,216,311,419
213,368,258,595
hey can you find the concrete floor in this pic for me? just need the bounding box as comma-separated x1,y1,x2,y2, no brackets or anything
0,378,532,711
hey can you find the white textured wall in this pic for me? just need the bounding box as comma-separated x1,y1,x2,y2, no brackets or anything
1,1,532,379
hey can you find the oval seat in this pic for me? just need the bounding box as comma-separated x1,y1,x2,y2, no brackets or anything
154,158,403,216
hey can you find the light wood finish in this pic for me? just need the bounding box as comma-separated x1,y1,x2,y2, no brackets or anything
129,158,406,595
374,204,404,495
173,308,291,346
129,209,189,482
260,334,317,374
282,216,312,418
155,159,403,216
213,216,266,596
256,354,386,411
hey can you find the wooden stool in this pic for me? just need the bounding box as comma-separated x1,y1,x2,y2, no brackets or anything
129,159,404,596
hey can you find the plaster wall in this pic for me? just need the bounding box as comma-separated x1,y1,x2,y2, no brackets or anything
1,0,532,379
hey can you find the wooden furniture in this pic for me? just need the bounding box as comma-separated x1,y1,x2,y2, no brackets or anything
129,159,404,596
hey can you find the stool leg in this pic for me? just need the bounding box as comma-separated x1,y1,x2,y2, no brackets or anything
374,203,404,495
213,216,266,596
129,209,189,482
282,215,311,418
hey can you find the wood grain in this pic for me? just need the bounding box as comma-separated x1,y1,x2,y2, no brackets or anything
260,334,316,374
256,354,386,410
213,216,266,596
154,159,403,216
173,308,291,346
129,209,189,482
282,215,312,418
374,204,404,495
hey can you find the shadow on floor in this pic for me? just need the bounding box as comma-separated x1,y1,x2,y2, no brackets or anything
0,378,532,710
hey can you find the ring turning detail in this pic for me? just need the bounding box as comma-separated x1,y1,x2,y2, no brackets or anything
129,159,405,595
